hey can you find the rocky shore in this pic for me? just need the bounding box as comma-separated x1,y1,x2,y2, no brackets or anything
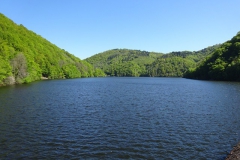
226,142,240,160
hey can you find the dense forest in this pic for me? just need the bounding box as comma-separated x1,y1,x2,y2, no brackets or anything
85,45,220,77
184,32,240,81
1,12,239,84
86,49,162,77
0,13,105,86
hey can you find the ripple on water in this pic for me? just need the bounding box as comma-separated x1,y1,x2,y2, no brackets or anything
0,78,240,159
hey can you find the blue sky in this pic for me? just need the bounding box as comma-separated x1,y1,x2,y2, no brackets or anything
0,0,240,59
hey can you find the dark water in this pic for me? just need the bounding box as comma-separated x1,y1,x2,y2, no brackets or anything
0,77,240,159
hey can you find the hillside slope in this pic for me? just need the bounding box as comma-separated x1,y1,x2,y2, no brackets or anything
86,45,219,77
0,13,105,86
85,49,163,76
184,32,240,81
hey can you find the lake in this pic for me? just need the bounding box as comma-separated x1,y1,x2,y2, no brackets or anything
0,77,240,159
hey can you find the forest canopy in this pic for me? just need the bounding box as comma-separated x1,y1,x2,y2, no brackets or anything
0,13,105,86
184,32,240,81
85,45,220,77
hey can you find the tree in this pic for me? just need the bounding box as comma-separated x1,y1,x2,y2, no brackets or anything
10,53,28,83
0,56,12,85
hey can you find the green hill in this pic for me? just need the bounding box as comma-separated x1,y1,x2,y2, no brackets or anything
184,32,240,81
85,49,163,76
85,45,219,77
148,45,220,77
0,13,105,86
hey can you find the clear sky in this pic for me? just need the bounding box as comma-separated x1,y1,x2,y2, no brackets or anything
0,0,240,59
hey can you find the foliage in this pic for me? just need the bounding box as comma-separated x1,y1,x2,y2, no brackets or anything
0,55,11,85
184,32,240,81
0,13,105,86
10,53,28,83
86,46,220,77
85,49,162,77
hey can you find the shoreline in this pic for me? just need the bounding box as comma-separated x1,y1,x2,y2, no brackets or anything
226,142,240,160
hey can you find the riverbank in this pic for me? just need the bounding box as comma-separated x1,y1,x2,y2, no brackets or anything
226,142,240,160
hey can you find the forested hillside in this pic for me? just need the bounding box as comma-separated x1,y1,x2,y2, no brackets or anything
85,45,219,77
0,13,105,86
149,45,220,77
86,49,163,76
184,32,240,81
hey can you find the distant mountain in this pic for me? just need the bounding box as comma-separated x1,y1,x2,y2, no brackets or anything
85,45,220,77
0,13,105,86
184,32,240,81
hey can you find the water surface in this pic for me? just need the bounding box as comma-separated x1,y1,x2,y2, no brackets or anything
0,77,240,159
